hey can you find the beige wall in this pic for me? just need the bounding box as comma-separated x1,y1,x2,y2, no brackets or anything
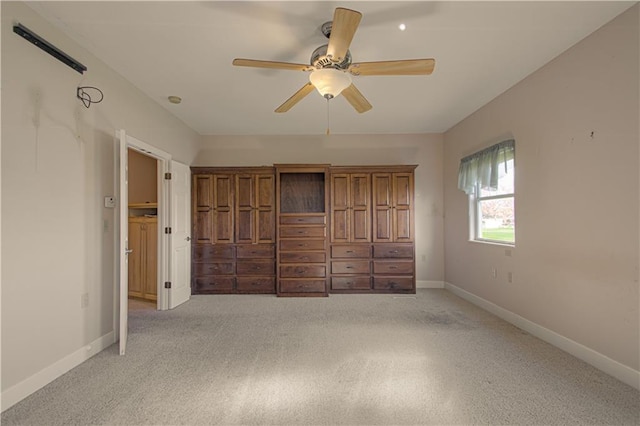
443,5,639,371
1,1,201,399
195,133,445,284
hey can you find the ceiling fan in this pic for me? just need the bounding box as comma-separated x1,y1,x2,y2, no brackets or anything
232,7,436,114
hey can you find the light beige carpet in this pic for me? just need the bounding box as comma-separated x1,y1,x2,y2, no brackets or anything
2,289,638,425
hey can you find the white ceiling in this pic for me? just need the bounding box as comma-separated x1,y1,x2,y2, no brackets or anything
28,1,634,136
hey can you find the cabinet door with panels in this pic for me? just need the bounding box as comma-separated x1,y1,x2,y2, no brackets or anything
192,173,234,244
213,174,234,243
193,175,213,244
128,217,157,301
235,172,275,244
372,171,414,243
331,173,370,243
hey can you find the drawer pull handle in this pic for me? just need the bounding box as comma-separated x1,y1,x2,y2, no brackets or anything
389,266,398,269
390,250,399,253
346,266,353,269
346,250,354,253
301,257,309,260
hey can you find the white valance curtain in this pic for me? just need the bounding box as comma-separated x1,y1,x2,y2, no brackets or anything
457,139,515,195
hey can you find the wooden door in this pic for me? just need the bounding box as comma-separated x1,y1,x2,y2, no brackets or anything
128,220,143,297
143,220,158,298
331,174,349,243
235,174,255,244
372,173,393,242
256,174,275,243
193,175,213,244
350,173,370,242
213,174,234,243
393,173,414,242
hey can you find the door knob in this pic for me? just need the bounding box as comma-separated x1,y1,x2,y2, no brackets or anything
125,249,133,255
186,236,191,241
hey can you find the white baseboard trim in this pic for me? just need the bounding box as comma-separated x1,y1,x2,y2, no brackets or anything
1,331,115,412
444,282,640,390
416,280,445,289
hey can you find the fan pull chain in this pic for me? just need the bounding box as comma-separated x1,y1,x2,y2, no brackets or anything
326,98,331,135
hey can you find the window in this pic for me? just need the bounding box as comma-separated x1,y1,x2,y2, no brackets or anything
458,139,515,245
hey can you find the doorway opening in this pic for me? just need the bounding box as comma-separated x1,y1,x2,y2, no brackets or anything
127,148,161,311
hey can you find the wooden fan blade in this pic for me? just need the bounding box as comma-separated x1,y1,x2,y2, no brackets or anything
326,8,362,64
233,58,313,72
275,83,316,113
341,84,372,113
348,59,436,76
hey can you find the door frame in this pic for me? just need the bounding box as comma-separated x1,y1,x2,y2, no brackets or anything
116,131,172,348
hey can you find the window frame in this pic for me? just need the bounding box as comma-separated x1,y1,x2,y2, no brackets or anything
470,165,515,246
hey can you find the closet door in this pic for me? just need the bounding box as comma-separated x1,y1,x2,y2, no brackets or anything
255,174,275,244
213,174,234,243
127,219,144,297
235,174,255,244
350,173,371,242
193,175,213,244
372,173,393,242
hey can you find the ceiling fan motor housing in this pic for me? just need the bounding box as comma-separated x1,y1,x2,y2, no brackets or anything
311,44,352,69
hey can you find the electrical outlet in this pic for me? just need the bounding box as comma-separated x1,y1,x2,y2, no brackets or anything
81,293,89,308
507,272,513,284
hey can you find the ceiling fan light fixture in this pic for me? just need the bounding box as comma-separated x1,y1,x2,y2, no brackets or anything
309,68,352,99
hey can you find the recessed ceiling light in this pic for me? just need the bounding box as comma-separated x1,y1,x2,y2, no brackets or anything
168,96,182,104
398,23,406,31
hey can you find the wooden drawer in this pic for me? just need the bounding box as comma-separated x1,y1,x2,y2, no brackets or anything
236,244,275,259
193,276,235,292
279,226,325,238
372,244,413,259
280,252,326,263
280,239,325,251
372,261,413,274
236,277,276,293
331,245,371,258
280,216,326,225
193,262,234,275
236,260,275,276
279,280,326,293
373,276,414,290
279,265,326,278
331,260,370,274
193,244,234,261
331,276,371,290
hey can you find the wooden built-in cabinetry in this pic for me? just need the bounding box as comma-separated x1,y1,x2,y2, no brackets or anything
329,166,415,293
191,167,276,294
191,164,416,296
276,165,330,297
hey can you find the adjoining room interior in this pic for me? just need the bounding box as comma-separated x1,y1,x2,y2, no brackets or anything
126,148,160,310
1,1,638,424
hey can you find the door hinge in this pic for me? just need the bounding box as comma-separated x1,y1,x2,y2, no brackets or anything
164,282,172,289
164,172,172,180
165,227,172,234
